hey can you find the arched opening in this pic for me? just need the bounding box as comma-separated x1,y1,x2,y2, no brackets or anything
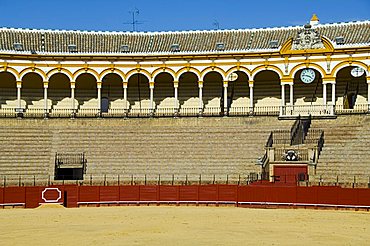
0,72,17,114
154,72,175,116
49,73,72,116
335,66,367,111
127,74,150,116
293,69,323,106
75,73,97,116
178,72,199,115
254,70,281,114
22,72,44,116
101,73,123,114
229,71,250,115
203,71,223,115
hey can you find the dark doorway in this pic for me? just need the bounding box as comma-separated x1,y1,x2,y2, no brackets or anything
101,97,109,113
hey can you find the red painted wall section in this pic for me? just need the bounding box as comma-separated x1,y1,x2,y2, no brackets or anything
120,186,140,201
79,186,100,203
159,186,179,201
179,186,198,201
100,186,119,202
64,185,78,208
1,185,370,209
274,165,307,183
140,186,158,201
4,187,25,204
218,185,238,201
0,187,3,204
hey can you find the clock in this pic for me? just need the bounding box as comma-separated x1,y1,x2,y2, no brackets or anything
300,69,315,84
351,67,365,78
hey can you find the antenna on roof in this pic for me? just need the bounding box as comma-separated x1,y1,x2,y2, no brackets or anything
213,20,220,30
123,7,144,32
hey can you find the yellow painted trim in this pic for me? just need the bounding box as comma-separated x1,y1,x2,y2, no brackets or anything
225,65,251,79
200,66,226,80
99,68,125,81
19,67,47,80
289,63,326,78
152,67,176,81
331,60,369,77
46,67,73,81
0,66,20,80
176,67,201,80
73,68,100,81
125,68,152,81
251,65,284,79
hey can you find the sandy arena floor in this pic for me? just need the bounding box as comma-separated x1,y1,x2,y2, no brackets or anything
0,206,369,245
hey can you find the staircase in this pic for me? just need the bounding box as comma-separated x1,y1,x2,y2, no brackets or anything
309,115,370,184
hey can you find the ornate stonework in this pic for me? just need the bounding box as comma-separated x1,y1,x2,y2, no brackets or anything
292,24,325,50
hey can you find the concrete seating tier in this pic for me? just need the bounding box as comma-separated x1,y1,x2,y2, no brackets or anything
0,117,291,185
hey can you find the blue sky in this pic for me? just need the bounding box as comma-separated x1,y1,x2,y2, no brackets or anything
1,0,369,31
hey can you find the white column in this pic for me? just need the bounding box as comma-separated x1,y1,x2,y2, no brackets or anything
123,82,128,111
198,81,203,111
174,81,179,111
280,84,285,115
367,79,370,111
149,81,154,114
43,81,48,115
16,81,22,109
249,82,254,111
71,82,75,113
323,83,327,106
223,81,228,114
289,83,293,106
331,82,336,107
97,81,102,111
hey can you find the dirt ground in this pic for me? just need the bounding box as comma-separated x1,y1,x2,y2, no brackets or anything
0,206,369,246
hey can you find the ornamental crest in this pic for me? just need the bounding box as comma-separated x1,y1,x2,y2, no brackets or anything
292,24,324,50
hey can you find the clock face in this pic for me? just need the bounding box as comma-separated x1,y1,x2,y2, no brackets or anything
300,69,316,84
351,67,365,78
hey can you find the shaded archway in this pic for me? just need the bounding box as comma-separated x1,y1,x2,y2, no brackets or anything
101,73,123,113
229,71,250,115
127,74,150,115
293,68,323,106
154,72,175,115
203,71,223,115
178,71,199,115
75,74,97,114
254,70,281,114
22,72,44,114
335,66,367,110
0,72,18,111
49,73,71,114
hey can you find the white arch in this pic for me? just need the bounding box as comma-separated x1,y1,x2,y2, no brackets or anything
47,69,73,81
152,69,176,81
176,68,201,81
333,62,369,77
20,68,47,81
252,66,283,80
73,69,100,81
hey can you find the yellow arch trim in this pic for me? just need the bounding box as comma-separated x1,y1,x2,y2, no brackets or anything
19,67,47,81
0,66,20,80
225,66,251,80
73,68,100,81
200,66,226,81
176,67,201,81
152,67,176,81
99,68,125,81
125,68,152,82
331,61,369,77
280,36,334,55
289,63,326,79
252,65,283,80
46,68,73,81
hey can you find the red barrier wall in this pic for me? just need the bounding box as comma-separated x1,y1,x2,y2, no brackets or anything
1,185,370,209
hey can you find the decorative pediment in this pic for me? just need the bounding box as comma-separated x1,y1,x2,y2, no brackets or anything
280,24,334,55
292,24,324,50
